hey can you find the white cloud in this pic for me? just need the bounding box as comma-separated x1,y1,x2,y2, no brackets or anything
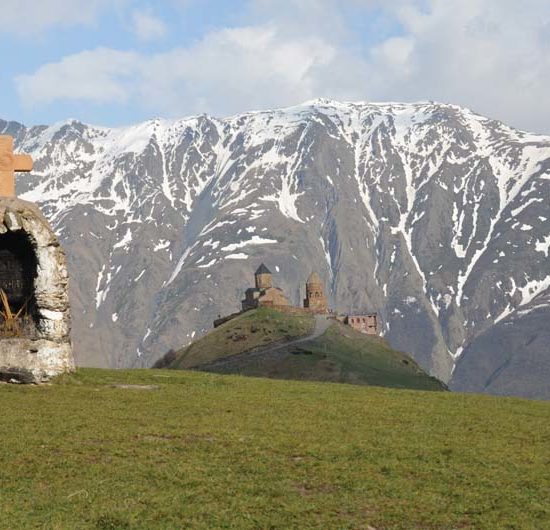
17,48,140,105
364,0,550,132
252,0,550,132
142,25,343,116
16,25,364,117
13,0,550,133
0,0,122,34
131,8,167,41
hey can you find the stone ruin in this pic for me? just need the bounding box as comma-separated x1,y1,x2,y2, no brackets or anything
0,136,74,383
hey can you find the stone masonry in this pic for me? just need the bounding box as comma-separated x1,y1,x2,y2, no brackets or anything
303,271,328,313
0,198,74,382
343,314,378,335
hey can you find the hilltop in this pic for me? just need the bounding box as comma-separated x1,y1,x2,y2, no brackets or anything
164,308,446,392
0,368,548,529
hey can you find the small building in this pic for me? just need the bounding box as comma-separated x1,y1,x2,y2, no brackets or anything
241,264,290,311
344,314,378,335
303,271,328,313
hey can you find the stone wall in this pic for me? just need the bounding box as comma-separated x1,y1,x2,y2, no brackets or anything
0,198,74,382
344,314,378,335
257,287,290,308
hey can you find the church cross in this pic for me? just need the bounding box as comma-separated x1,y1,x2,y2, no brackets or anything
0,135,33,197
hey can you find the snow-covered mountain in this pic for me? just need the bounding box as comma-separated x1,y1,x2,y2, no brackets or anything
3,98,550,397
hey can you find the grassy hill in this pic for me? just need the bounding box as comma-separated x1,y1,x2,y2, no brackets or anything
168,308,315,369
166,308,445,392
0,368,549,529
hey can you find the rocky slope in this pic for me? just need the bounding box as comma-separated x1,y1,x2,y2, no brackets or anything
3,99,550,396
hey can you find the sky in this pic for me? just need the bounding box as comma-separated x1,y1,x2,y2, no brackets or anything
1,0,550,133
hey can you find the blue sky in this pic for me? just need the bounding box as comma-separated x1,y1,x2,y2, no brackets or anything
2,0,550,133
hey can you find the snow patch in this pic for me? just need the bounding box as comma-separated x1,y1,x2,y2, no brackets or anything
113,227,132,249
535,235,550,257
221,235,277,252
153,240,170,251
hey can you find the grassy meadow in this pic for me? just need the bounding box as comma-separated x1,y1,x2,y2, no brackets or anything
0,368,549,529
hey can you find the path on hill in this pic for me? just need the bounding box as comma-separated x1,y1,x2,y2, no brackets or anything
194,315,332,371
291,314,332,344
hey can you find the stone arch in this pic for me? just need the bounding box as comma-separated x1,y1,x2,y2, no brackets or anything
0,198,73,382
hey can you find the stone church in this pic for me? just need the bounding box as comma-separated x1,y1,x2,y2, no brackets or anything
238,263,377,335
241,264,290,310
241,264,329,314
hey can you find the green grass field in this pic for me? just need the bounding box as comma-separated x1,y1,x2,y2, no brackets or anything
1,368,549,529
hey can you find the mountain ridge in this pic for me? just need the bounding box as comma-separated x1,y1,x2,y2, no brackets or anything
3,98,550,397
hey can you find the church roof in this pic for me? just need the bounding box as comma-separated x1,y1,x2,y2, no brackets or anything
255,263,272,275
307,271,322,284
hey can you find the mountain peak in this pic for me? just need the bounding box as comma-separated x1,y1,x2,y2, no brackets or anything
9,96,550,399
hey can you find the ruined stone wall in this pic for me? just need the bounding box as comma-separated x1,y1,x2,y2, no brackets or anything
345,314,378,336
0,198,74,382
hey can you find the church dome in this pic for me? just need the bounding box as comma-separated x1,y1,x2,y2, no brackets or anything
307,271,322,285
255,263,272,275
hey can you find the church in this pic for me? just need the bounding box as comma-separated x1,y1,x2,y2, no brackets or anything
238,263,377,335
241,264,291,310
241,263,329,314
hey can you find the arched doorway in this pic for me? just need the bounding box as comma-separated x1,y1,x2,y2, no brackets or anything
0,230,38,338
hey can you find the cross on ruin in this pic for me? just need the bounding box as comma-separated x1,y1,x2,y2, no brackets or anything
0,135,33,197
